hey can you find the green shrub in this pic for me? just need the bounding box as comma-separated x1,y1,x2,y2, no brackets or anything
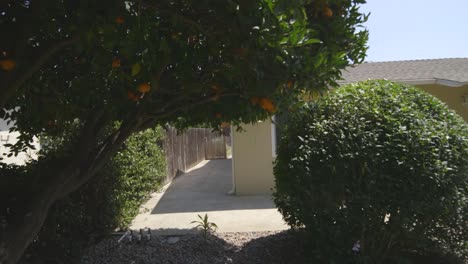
22,126,167,263
273,80,468,263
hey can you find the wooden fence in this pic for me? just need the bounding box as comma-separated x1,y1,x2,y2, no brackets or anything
164,127,227,182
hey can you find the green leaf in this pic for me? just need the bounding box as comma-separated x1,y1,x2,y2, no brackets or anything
302,38,320,45
131,63,142,76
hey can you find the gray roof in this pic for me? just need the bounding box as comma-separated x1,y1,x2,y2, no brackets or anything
340,58,468,87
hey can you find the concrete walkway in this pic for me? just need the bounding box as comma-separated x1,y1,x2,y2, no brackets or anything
131,159,288,235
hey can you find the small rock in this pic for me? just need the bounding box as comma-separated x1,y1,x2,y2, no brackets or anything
167,236,180,244
83,230,306,264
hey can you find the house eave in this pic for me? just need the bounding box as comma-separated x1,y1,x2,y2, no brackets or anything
404,78,467,87
339,78,468,87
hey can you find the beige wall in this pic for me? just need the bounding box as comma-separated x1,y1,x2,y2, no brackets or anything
232,119,275,195
231,83,468,195
418,84,468,122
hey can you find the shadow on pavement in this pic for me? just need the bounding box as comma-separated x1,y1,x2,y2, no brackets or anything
152,159,276,214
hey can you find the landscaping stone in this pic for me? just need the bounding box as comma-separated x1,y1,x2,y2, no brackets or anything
82,230,305,264
166,237,180,244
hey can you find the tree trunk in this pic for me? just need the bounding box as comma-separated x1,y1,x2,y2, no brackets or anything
0,112,148,264
0,175,71,264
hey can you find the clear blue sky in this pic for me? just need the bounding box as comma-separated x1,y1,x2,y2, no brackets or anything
360,0,468,62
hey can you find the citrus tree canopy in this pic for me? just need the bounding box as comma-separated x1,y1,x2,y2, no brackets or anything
0,1,368,263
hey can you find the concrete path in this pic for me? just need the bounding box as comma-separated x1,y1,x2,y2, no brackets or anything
131,159,288,235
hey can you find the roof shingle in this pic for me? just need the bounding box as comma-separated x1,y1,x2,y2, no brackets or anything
340,58,468,86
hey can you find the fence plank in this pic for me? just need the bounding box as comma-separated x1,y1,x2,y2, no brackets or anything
163,127,226,183
205,132,227,159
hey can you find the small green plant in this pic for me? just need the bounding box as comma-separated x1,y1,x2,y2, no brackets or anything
191,213,218,239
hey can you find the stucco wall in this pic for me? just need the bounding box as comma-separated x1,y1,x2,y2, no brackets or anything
232,120,275,195
231,83,468,195
418,84,468,122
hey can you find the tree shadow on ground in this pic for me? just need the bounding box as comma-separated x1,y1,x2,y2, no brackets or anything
230,230,466,264
151,159,276,214
82,229,235,264
231,230,305,264
65,228,467,264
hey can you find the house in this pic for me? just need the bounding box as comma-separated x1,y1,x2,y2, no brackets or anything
231,58,468,195
339,58,468,121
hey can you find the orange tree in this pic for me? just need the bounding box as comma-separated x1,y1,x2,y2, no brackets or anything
0,0,368,263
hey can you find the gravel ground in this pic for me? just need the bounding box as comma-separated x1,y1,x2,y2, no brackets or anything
82,230,306,264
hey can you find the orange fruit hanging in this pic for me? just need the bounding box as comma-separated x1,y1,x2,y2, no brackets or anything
127,90,139,101
0,59,16,71
137,83,151,93
259,98,276,113
287,80,294,89
115,16,125,24
111,58,121,68
323,6,333,17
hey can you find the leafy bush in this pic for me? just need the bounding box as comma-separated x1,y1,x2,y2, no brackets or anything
22,126,167,263
273,80,468,263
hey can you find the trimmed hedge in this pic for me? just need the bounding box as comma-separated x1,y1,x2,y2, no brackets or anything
273,80,468,263
23,126,167,263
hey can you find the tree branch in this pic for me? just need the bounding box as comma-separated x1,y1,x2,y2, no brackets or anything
0,35,81,107
149,92,242,119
